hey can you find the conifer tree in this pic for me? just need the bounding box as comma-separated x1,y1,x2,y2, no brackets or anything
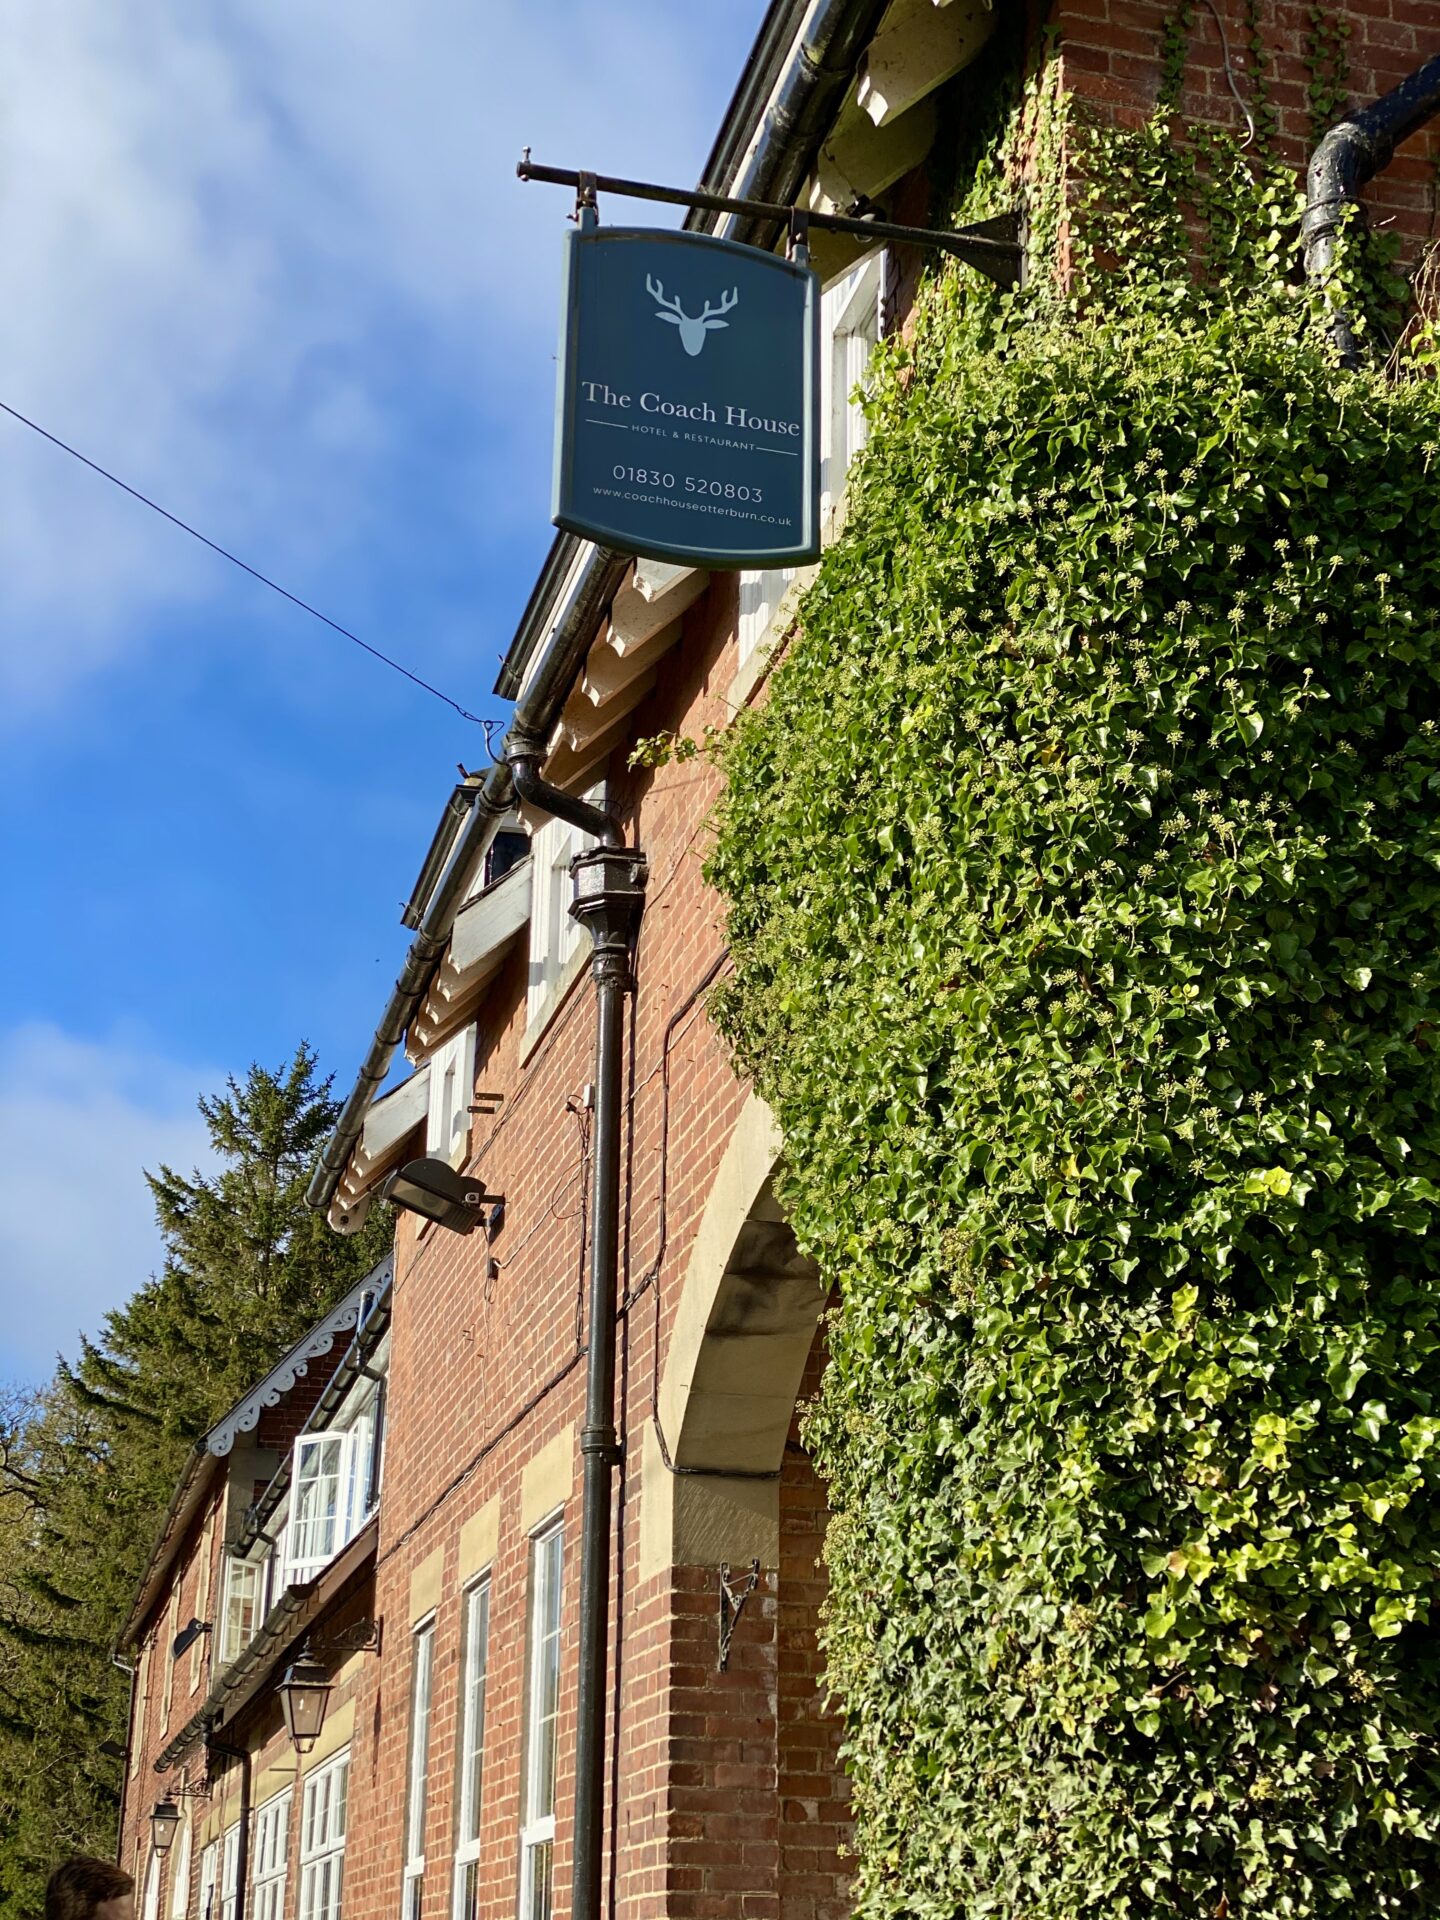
0,1046,388,1917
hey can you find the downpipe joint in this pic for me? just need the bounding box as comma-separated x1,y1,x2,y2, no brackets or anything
570,845,649,979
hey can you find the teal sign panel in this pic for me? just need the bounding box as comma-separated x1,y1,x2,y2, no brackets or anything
553,225,819,569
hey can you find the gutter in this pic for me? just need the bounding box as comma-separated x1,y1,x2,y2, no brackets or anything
308,0,883,1219
306,552,626,1216
1302,52,1440,366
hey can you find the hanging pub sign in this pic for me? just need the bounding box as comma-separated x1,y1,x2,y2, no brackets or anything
552,223,820,570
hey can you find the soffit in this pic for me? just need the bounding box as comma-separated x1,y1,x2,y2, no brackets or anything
540,560,709,784
407,855,533,1060
328,1066,431,1233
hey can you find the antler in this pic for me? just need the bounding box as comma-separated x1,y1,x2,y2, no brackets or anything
698,288,739,323
646,274,685,315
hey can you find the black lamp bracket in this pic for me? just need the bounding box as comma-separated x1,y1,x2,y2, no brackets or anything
323,1617,382,1660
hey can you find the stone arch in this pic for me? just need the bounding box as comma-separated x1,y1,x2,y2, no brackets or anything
639,1091,825,1578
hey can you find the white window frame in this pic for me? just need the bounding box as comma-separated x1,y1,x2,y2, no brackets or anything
299,1747,350,1920
282,1393,376,1587
130,1643,152,1779
168,1821,192,1920
526,796,601,1028
425,1024,477,1162
197,1843,218,1920
402,1617,436,1920
518,1521,563,1920
162,1589,180,1725
452,1577,492,1920
190,1510,216,1694
821,250,885,522
218,1556,264,1666
736,249,886,672
252,1791,292,1920
141,1852,162,1920
219,1824,241,1920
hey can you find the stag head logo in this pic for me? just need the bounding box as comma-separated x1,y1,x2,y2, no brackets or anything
645,275,738,357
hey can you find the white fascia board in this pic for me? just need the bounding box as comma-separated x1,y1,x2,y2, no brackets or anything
516,541,601,704
360,1068,431,1158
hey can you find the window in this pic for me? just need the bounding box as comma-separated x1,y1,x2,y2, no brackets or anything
518,1523,563,1920
219,1557,263,1665
252,1792,292,1920
527,802,599,1025
299,1749,350,1920
162,1590,180,1724
736,250,886,671
452,1579,492,1920
197,1843,218,1920
129,1643,152,1778
283,1397,376,1586
426,1025,477,1161
402,1620,436,1920
821,251,884,521
219,1825,241,1920
191,1511,216,1693
141,1854,162,1920
484,829,529,890
169,1822,192,1920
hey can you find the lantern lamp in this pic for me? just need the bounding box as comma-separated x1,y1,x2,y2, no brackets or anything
277,1650,332,1754
150,1800,182,1854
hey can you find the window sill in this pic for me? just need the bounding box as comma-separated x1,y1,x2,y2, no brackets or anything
520,945,590,1065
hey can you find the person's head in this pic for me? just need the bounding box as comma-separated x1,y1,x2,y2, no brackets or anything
44,1857,135,1920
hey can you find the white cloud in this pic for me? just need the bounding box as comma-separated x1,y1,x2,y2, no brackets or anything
0,1023,217,1383
0,0,761,716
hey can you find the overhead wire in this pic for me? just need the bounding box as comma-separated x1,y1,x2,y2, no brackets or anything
0,395,488,727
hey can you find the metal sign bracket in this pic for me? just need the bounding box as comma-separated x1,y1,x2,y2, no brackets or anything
519,154,1023,286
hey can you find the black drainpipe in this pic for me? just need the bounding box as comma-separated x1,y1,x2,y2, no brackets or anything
506,737,647,1920
202,1734,251,1920
1302,52,1440,366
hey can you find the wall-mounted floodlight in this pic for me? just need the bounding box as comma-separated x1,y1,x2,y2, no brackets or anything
172,1618,212,1660
380,1157,503,1237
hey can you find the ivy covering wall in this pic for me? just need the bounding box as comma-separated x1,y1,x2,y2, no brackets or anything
706,49,1440,1920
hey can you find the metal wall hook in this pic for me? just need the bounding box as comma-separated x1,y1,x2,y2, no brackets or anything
718,1559,761,1670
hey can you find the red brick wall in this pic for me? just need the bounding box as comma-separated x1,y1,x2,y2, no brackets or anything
116,5,1440,1916
777,1341,848,1920
1058,0,1440,273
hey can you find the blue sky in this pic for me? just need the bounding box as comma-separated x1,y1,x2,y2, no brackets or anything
0,0,770,1383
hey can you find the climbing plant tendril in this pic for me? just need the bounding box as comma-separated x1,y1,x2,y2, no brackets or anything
707,74,1440,1920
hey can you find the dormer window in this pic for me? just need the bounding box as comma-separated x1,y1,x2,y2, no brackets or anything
281,1384,380,1587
